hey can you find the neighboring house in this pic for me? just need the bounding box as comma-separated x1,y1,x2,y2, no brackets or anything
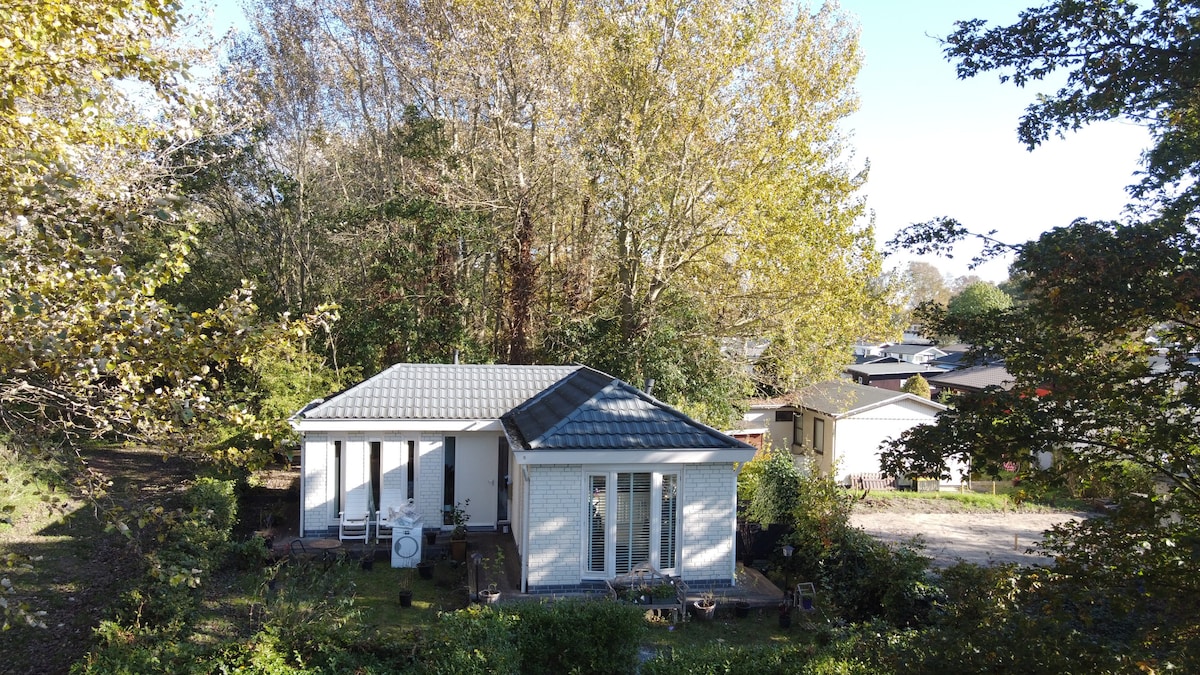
852,341,889,359
927,363,1014,396
881,343,949,365
791,381,966,487
732,397,795,450
738,381,966,488
290,363,756,593
844,361,946,392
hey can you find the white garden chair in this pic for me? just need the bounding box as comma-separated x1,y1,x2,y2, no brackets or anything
338,511,370,543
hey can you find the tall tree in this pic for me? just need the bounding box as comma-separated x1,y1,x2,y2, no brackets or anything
229,0,890,423
903,261,953,308
0,0,333,629
945,280,1012,320
885,0,1200,642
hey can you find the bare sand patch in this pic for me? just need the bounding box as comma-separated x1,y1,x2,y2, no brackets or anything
850,508,1087,567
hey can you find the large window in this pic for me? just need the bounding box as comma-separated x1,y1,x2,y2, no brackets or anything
812,418,825,455
585,470,680,577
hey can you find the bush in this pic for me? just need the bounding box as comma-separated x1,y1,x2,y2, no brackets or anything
643,643,872,675
417,605,520,674
513,600,646,674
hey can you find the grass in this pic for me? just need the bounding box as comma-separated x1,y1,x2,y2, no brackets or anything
352,560,470,639
866,488,1090,512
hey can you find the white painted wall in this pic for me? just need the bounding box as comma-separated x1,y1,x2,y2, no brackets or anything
680,463,739,586
525,464,583,589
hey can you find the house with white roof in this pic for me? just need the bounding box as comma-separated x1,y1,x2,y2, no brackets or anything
290,363,756,593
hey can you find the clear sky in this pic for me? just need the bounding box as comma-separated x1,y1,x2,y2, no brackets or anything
188,0,1153,284
838,0,1150,283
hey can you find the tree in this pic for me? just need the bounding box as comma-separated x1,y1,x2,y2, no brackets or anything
904,261,952,308
944,0,1200,219
231,0,892,423
945,280,1012,319
0,0,331,629
883,0,1200,632
900,374,931,399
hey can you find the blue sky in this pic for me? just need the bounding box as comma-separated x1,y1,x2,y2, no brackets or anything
838,0,1149,282
189,0,1152,283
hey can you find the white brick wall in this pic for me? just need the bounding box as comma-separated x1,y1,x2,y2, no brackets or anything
301,433,328,535
526,465,582,587
417,435,444,526
681,463,738,584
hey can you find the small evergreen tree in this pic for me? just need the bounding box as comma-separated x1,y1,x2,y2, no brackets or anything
901,374,932,399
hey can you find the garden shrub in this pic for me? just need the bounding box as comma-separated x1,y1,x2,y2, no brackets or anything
512,599,646,674
642,642,872,675
417,605,520,674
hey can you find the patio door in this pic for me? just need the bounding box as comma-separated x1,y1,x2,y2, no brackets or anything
585,470,679,578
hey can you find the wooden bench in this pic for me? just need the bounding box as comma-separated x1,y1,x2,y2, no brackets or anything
606,562,689,623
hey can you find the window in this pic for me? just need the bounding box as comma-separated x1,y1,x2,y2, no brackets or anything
406,440,416,500
442,436,456,525
585,471,680,577
660,474,678,569
332,440,343,517
812,418,825,455
369,441,381,512
774,410,795,422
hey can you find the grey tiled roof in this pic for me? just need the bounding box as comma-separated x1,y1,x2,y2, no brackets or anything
844,362,946,377
297,363,582,420
927,364,1014,392
503,368,753,451
795,380,938,418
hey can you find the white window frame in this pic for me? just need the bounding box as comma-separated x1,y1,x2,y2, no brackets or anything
580,467,682,580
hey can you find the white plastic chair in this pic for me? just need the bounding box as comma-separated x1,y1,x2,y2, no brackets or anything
339,511,370,543
375,509,394,544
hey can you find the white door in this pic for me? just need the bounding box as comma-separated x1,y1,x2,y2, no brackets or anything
447,434,498,528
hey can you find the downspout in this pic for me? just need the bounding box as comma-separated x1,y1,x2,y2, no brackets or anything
297,432,305,535
521,464,531,594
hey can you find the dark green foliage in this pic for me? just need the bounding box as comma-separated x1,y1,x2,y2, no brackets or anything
416,605,522,674
546,291,751,428
512,600,646,674
642,642,868,675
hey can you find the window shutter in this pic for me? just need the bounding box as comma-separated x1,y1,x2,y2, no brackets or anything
660,474,678,570
615,472,651,574
588,475,606,574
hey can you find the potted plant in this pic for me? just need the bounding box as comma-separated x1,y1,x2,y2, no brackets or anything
398,568,414,607
424,528,438,546
693,589,717,621
360,543,376,571
448,500,470,562
778,600,792,629
479,583,501,604
416,559,435,580
478,545,505,603
734,598,751,618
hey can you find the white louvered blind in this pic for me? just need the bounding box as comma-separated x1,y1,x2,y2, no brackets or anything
615,472,651,575
587,475,607,573
660,474,678,570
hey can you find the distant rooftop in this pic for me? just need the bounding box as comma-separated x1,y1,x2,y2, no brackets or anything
794,380,944,418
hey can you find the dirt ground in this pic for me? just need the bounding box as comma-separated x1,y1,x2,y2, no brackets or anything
850,497,1089,567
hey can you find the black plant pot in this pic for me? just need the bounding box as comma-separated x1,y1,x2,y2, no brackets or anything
398,590,413,607
734,601,751,618
778,611,792,629
417,561,435,580
425,531,438,545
